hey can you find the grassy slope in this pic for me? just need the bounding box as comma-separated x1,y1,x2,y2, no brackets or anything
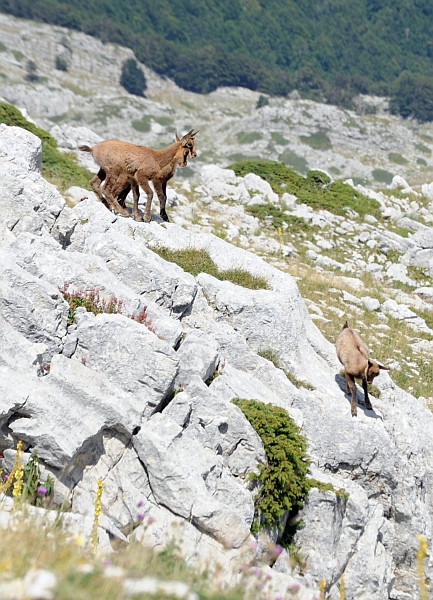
1,0,433,99
0,101,92,190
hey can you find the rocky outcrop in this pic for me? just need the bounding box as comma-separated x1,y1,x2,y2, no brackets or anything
1,124,433,600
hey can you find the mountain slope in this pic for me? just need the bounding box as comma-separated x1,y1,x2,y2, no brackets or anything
2,0,433,102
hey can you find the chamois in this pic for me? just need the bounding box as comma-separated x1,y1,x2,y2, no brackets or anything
79,130,198,222
336,321,389,417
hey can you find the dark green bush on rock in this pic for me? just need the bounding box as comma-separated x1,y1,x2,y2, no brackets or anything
231,399,311,533
120,58,147,97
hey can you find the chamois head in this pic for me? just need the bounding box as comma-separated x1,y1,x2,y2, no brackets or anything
365,359,389,384
175,130,199,166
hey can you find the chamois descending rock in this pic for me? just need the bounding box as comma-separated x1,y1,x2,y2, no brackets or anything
1,124,433,599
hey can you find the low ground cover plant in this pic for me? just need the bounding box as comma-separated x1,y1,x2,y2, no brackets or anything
60,284,125,325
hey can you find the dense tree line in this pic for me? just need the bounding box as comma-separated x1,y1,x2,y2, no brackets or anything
2,0,433,119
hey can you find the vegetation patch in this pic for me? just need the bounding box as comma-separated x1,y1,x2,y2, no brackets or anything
299,131,332,151
60,284,125,325
415,143,431,155
372,168,394,185
236,131,263,144
245,203,311,233
286,371,315,391
278,149,308,174
388,152,408,165
153,247,269,289
271,132,288,145
231,399,311,533
131,115,152,132
120,58,146,97
0,101,92,190
229,159,381,219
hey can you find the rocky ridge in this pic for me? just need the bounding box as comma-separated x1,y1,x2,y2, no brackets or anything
1,109,433,600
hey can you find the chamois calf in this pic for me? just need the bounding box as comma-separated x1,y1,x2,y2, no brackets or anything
336,321,389,417
79,130,198,222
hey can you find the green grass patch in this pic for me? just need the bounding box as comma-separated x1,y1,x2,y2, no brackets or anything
271,132,288,145
0,101,92,190
236,131,263,144
417,157,428,166
231,399,311,532
245,203,311,233
308,478,349,501
388,152,408,165
299,131,332,150
372,168,394,184
415,143,431,155
286,371,315,391
229,159,381,219
153,247,269,289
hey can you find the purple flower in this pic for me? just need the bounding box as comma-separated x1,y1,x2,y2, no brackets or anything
287,582,301,592
137,499,145,507
136,512,145,521
37,486,48,496
273,544,283,556
147,515,155,524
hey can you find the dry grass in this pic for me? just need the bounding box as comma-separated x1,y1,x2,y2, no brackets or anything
0,507,246,600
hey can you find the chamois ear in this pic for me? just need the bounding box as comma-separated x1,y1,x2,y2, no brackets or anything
191,130,199,137
175,132,180,142
378,363,390,370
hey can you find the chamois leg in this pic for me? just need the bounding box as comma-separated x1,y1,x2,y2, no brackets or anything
130,181,142,221
102,180,130,217
90,169,109,207
362,378,373,411
136,171,154,222
154,180,169,222
345,372,358,417
117,183,131,209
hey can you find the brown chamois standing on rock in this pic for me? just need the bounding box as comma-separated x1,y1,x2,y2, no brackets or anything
336,321,390,417
79,130,198,222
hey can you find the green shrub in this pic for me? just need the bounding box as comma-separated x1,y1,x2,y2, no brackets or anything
153,247,269,290
231,399,311,532
0,101,92,190
25,59,39,82
120,58,147,97
388,152,408,165
372,168,394,184
55,55,68,71
256,95,269,109
229,159,381,219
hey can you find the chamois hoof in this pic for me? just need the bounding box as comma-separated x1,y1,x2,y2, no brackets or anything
133,214,143,222
143,215,151,223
